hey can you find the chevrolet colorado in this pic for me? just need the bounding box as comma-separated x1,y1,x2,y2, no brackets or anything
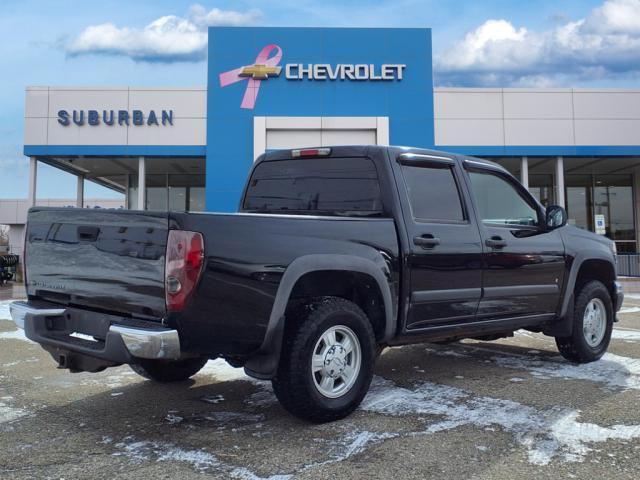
10,145,623,422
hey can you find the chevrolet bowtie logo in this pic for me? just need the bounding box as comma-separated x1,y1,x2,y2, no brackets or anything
239,64,282,80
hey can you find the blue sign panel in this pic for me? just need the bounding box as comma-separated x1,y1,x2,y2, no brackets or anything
206,27,435,212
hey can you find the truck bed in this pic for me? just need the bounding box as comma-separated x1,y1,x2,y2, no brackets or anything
24,207,400,356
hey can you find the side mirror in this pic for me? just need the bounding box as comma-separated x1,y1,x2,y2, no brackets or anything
545,205,567,230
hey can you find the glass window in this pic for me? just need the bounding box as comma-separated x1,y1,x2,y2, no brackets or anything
243,157,383,215
168,174,205,212
469,170,539,226
146,175,168,211
189,187,205,212
529,174,555,207
169,187,187,211
565,175,593,231
127,173,205,212
400,165,464,222
594,174,634,241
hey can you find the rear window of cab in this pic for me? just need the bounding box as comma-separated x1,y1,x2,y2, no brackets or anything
243,157,383,216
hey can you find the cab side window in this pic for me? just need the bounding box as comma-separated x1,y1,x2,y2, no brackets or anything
468,170,539,227
401,165,465,222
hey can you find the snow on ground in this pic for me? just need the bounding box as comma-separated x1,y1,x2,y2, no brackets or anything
3,298,640,470
0,328,33,344
0,400,28,425
455,344,640,391
112,436,291,479
361,376,640,465
612,329,640,341
619,306,640,314
0,300,12,321
197,358,264,385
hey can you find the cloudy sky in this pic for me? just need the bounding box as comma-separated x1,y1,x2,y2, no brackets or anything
2,0,640,198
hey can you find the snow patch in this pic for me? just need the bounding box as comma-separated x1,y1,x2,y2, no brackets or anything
618,306,640,314
489,351,640,391
164,413,183,424
0,300,13,321
198,359,263,384
113,437,291,479
329,430,396,462
612,329,640,341
201,394,225,404
361,376,640,465
0,401,28,424
0,328,34,344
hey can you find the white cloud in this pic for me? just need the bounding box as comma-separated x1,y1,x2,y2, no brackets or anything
435,0,640,86
66,4,262,62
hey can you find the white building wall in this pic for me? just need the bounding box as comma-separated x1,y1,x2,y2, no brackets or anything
24,87,207,147
434,88,640,146
25,86,640,149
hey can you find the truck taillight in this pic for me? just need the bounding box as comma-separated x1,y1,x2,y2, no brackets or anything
165,230,204,312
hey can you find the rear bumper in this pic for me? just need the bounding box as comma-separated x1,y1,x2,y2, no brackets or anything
9,301,181,364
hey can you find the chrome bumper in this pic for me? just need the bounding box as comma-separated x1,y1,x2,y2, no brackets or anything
110,325,180,360
9,301,181,360
10,302,65,330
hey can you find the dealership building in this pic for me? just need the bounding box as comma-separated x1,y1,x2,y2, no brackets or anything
20,27,640,253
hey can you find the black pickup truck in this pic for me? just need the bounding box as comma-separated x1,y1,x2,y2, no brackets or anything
10,145,623,422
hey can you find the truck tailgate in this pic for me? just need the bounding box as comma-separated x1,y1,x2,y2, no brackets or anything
25,208,168,319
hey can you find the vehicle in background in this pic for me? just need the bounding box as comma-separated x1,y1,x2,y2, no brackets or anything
0,254,19,284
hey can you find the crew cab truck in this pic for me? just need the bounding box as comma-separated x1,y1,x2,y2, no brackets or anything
10,146,623,422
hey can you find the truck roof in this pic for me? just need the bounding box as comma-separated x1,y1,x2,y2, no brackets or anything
260,144,507,173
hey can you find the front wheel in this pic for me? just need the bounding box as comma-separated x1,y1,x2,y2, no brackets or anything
555,280,613,363
130,357,208,382
272,297,377,423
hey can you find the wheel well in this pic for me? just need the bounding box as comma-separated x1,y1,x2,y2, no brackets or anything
287,270,387,341
575,259,616,299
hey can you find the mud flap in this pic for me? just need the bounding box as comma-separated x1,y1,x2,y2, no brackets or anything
543,294,574,337
243,317,285,380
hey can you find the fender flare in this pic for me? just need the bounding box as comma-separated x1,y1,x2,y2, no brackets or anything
559,251,615,318
244,254,395,379
545,250,615,337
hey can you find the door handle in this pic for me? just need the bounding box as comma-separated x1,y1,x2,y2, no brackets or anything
485,236,507,249
414,235,440,249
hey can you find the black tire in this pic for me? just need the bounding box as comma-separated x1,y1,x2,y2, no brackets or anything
272,297,377,423
555,280,613,363
130,357,208,382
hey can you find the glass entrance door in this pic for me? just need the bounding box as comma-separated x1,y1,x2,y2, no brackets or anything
566,173,635,253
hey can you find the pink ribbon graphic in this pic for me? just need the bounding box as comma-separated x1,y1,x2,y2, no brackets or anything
219,44,283,109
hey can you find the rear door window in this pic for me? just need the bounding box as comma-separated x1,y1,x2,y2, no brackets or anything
400,165,465,222
243,157,383,215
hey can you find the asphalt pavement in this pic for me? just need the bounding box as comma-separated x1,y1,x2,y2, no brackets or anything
1,284,639,479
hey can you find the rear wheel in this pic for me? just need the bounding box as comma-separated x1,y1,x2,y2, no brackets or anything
555,280,613,363
272,297,376,423
130,357,208,382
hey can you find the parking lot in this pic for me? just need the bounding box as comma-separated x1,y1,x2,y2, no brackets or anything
1,283,639,480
